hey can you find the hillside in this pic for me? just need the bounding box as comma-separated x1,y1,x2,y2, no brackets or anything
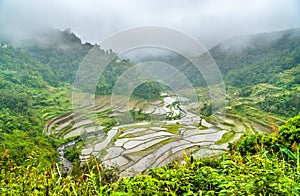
24,29,94,86
0,28,299,195
211,28,300,87
0,28,299,164
210,28,300,119
1,113,300,195
0,42,61,164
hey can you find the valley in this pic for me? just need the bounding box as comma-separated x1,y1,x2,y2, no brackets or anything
47,93,270,175
0,27,299,195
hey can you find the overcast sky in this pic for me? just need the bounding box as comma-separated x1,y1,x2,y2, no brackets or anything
0,0,299,47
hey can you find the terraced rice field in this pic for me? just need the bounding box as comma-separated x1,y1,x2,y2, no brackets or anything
47,95,265,175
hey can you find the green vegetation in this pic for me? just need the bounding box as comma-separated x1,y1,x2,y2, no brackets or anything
1,113,300,195
131,82,166,100
0,43,72,165
101,118,117,132
126,138,179,157
211,29,300,123
129,109,151,122
259,92,300,117
0,28,300,194
26,29,93,86
230,112,300,156
162,123,182,134
64,141,84,163
215,130,235,145
211,29,300,88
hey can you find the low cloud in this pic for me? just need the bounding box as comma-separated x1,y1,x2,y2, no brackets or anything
0,0,299,48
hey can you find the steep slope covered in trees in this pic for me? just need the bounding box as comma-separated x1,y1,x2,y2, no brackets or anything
0,43,59,164
0,28,299,165
210,28,300,118
211,28,300,87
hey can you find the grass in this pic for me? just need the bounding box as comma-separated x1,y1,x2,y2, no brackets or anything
100,118,117,132
199,125,209,130
125,138,179,157
228,103,285,128
223,121,235,127
119,129,155,138
162,124,183,134
2,114,300,195
96,109,112,118
215,130,236,145
129,110,151,122
1,149,300,195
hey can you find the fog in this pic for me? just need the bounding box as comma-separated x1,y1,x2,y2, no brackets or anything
0,0,299,48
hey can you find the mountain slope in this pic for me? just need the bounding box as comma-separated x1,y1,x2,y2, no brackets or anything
23,29,94,86
209,28,300,119
0,28,299,165
0,43,62,164
210,28,300,87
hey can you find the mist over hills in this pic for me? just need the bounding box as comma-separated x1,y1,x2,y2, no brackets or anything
0,0,299,193
211,28,300,87
1,27,299,99
1,28,299,91
0,27,299,120
0,27,300,195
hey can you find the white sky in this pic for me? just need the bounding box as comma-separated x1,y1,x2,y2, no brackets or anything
0,0,299,47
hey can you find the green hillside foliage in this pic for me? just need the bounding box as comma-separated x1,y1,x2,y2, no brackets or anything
258,92,300,117
21,30,166,98
211,28,300,87
0,44,52,88
131,82,167,100
0,28,299,194
1,113,300,195
24,29,93,86
0,42,72,165
212,29,300,120
230,113,300,156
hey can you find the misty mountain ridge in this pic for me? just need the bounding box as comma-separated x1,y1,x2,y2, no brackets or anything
210,28,300,87
0,26,299,180
1,27,299,89
211,28,300,52
1,27,299,118
0,27,87,49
